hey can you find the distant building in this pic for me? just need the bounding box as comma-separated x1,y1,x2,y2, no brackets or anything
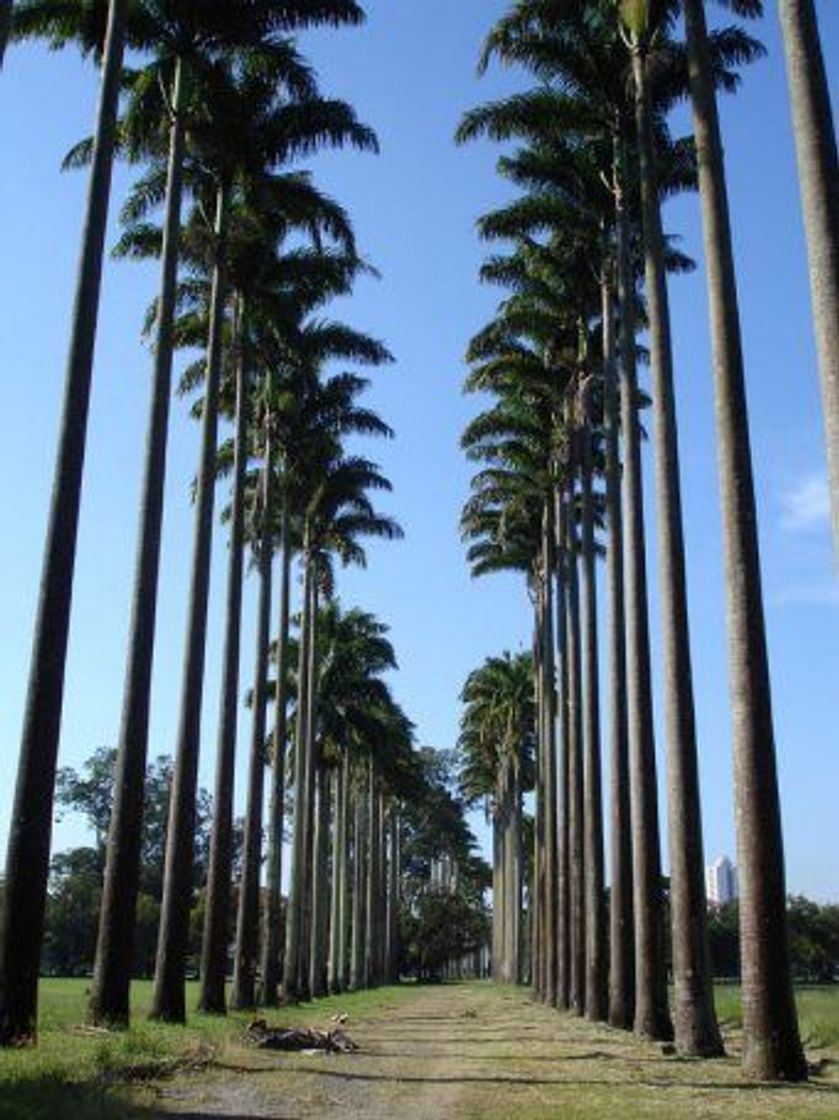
706,855,739,906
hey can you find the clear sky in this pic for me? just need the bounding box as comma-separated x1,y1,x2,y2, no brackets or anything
0,2,837,901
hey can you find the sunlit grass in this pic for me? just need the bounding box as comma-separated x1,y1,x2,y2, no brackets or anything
714,982,839,1048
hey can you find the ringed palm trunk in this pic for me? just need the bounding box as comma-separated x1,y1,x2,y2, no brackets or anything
386,806,399,983
299,577,319,997
541,504,558,1004
364,764,380,987
197,294,248,1015
283,537,314,1000
779,0,839,561
309,758,331,997
260,494,292,1007
616,142,672,1042
602,264,634,1031
350,771,368,990
633,44,722,1056
328,762,345,992
493,799,504,982
337,752,351,989
565,476,585,1017
91,60,187,1028
531,609,544,997
0,0,127,1045
683,0,806,1081
502,758,517,984
151,181,229,1023
231,438,274,1011
555,489,571,1011
580,411,606,1023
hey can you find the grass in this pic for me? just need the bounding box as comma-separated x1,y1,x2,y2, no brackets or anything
714,982,839,1049
0,978,415,1119
0,979,837,1119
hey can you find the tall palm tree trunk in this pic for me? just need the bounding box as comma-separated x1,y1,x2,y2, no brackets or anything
198,294,248,1015
364,764,380,987
328,762,344,992
232,443,274,1011
338,752,351,989
779,0,839,560
151,182,229,1023
298,578,319,998
0,0,127,1045
309,759,331,997
581,409,606,1023
565,482,585,1016
386,806,400,983
493,800,504,982
260,499,291,1007
555,491,571,1011
683,0,806,1081
502,759,517,984
632,45,722,1057
541,505,558,1004
350,772,368,989
284,543,314,1000
602,265,634,1031
91,61,187,1028
616,146,672,1042
377,792,388,981
531,611,545,998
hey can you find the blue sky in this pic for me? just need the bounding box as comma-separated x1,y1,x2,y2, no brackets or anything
0,1,837,901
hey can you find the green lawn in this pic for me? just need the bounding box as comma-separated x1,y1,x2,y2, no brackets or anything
713,982,839,1049
0,978,420,1119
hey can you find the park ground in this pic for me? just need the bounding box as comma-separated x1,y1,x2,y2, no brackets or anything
1,980,839,1119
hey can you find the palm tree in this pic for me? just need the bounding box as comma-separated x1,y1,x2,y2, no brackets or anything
284,449,402,999
151,54,378,1024
682,0,807,1082
89,13,321,1031
231,405,274,1011
0,0,127,1045
616,0,725,1056
189,213,365,1015
459,652,535,986
779,0,839,560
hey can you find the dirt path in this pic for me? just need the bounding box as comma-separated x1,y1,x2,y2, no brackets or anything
131,983,839,1120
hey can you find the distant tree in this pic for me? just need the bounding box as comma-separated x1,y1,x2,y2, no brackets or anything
401,887,490,982
56,748,215,901
42,849,101,977
707,902,741,979
787,897,839,983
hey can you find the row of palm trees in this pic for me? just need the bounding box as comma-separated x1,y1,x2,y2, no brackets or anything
0,0,423,1045
456,0,837,1083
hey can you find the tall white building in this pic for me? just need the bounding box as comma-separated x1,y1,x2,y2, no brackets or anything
705,855,739,906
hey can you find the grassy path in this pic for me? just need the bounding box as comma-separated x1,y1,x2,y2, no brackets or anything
133,982,838,1120
3,981,839,1118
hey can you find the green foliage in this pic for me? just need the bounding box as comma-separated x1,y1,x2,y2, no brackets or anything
47,748,229,977
400,888,490,981
707,897,839,984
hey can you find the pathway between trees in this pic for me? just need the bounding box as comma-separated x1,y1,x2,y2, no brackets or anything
137,982,838,1119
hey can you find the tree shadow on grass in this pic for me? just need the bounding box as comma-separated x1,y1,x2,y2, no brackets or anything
0,1078,146,1120
212,1061,839,1096
0,1078,296,1120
